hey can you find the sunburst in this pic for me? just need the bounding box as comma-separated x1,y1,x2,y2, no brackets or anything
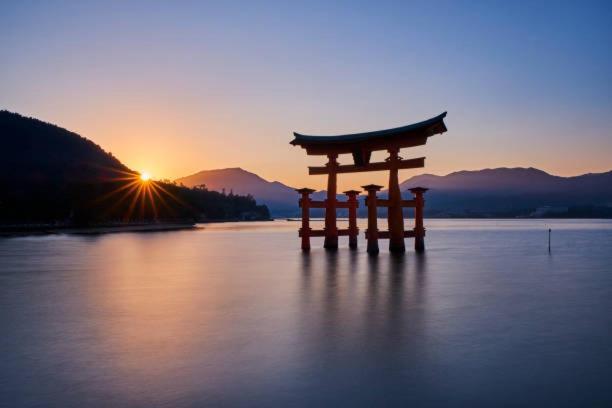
93,167,191,221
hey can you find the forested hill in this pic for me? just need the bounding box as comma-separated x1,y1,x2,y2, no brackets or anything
1,111,130,184
0,111,269,225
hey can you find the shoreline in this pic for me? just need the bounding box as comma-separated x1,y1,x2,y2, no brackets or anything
3,217,609,237
0,217,274,237
0,222,198,237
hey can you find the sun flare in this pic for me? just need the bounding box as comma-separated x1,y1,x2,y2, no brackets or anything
140,172,151,182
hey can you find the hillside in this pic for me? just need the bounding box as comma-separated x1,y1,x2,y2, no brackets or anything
0,111,130,183
0,111,269,225
176,168,298,216
399,167,612,217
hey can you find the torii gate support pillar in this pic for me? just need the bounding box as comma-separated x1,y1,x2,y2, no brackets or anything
410,187,428,253
344,190,360,249
363,184,382,255
324,154,339,250
387,148,406,253
297,188,315,251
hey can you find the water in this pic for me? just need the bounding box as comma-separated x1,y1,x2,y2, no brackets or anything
1,219,611,407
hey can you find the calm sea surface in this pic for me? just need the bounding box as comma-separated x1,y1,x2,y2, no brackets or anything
1,219,611,407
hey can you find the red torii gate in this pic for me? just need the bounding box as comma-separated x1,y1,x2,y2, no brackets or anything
291,112,447,254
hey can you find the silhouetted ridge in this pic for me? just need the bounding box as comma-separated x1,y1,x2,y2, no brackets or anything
0,111,269,225
0,110,129,183
399,167,612,217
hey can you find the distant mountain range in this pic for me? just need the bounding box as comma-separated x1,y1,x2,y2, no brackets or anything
177,167,612,218
400,168,612,217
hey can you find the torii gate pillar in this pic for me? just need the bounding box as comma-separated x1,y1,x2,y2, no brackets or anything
324,153,339,249
344,189,360,249
387,148,405,253
410,187,428,252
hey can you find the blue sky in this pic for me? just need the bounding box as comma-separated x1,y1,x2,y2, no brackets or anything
1,1,610,188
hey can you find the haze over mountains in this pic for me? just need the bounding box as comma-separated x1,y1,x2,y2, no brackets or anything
177,167,612,218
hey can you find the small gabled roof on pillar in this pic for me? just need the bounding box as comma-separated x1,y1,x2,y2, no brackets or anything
362,184,384,191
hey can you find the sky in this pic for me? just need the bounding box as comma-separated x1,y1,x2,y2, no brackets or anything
1,1,611,190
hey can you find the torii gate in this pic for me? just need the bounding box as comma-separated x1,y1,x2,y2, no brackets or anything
291,112,447,254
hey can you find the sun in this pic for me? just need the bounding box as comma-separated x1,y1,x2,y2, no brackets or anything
140,172,151,182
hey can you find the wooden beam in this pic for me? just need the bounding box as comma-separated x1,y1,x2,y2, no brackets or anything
309,157,425,175
302,136,429,156
300,228,352,237
308,201,356,209
338,228,357,237
300,229,325,237
308,201,326,209
401,199,416,208
372,199,416,208
365,230,417,239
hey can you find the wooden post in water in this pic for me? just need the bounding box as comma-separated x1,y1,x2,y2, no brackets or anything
548,228,551,252
387,148,406,253
297,188,315,251
344,190,360,249
363,184,382,255
324,153,339,249
410,187,428,252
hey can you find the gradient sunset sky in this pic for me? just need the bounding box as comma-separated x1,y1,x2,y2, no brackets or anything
1,1,611,189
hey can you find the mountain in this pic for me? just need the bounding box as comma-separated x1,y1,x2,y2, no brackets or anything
176,166,612,218
0,111,269,224
400,167,560,192
399,167,612,217
176,168,298,216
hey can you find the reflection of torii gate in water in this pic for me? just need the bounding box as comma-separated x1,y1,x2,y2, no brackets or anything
290,112,448,254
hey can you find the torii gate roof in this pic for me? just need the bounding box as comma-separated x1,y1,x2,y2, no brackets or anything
290,112,447,158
